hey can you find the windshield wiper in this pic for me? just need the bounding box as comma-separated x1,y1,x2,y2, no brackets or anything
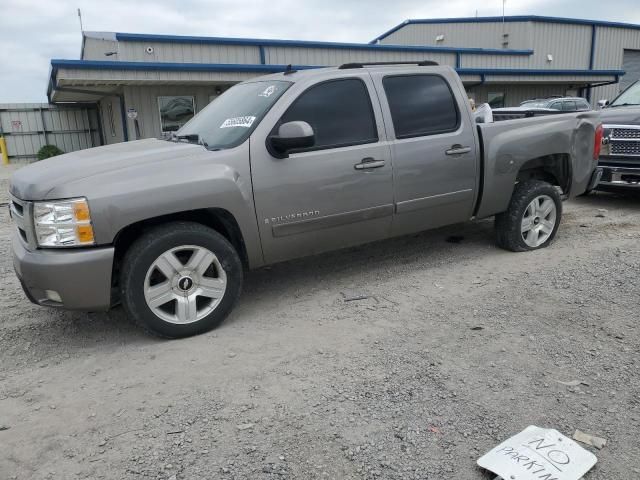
171,132,208,147
609,102,640,108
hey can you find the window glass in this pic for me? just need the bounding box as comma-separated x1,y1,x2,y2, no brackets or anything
549,102,562,110
177,81,291,149
158,96,195,132
577,100,591,110
487,92,506,109
383,75,459,138
561,101,577,111
277,79,378,150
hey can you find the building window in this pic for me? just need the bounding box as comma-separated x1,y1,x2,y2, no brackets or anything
158,96,195,132
488,92,506,108
383,75,459,139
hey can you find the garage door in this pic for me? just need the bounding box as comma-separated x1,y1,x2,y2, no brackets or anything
621,49,640,91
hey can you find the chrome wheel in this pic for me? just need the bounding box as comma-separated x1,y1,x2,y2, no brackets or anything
521,194,557,248
143,245,227,324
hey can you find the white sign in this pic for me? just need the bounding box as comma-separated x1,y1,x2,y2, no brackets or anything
477,426,597,480
220,116,256,128
127,108,138,120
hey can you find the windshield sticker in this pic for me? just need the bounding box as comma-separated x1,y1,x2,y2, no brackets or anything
220,116,256,128
258,85,276,97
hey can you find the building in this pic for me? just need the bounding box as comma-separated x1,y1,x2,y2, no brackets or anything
47,15,640,145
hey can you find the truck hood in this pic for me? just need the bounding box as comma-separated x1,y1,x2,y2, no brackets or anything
600,105,640,125
10,139,203,200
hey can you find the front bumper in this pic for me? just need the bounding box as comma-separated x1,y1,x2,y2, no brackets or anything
597,164,640,189
12,234,114,311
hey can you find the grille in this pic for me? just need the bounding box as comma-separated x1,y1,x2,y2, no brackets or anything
9,194,36,249
610,140,640,156
612,128,640,139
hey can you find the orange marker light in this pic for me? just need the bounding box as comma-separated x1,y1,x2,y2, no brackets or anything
73,201,91,222
76,225,95,244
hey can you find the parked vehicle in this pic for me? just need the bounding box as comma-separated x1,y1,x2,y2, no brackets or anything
518,97,592,111
595,80,640,191
9,63,603,338
492,97,592,121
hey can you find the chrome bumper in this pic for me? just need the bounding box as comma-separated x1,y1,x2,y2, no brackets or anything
598,165,640,188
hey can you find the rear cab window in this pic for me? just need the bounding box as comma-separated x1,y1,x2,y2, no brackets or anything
382,75,460,139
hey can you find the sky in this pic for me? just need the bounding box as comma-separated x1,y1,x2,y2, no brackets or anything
1,0,640,102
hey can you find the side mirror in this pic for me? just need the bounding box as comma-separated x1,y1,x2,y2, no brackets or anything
268,121,315,158
597,99,609,109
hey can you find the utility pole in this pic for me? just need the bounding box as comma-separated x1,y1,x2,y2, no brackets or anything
502,0,506,34
77,8,84,33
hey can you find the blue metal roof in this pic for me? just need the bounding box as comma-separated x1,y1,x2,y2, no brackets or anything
371,15,640,43
50,59,624,77
51,59,320,73
114,32,533,56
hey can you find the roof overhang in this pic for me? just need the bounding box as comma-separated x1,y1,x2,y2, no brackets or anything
48,59,625,103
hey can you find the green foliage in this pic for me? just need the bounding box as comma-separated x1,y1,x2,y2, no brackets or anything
37,145,64,161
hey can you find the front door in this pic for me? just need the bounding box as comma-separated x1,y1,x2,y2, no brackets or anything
371,72,479,235
250,74,394,264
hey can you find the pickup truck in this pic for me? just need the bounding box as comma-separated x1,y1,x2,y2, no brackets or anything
596,80,640,190
9,62,603,338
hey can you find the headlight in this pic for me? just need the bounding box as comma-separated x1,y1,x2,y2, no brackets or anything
33,198,95,247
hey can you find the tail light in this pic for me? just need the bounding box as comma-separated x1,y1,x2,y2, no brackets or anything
593,124,604,160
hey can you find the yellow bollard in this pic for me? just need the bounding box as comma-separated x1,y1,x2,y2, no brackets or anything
0,137,8,165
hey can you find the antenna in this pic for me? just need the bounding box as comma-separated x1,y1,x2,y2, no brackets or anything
77,8,84,32
502,0,506,34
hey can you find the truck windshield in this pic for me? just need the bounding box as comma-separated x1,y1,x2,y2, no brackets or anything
175,80,292,149
609,81,640,107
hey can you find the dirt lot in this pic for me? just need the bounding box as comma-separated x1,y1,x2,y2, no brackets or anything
1,165,639,480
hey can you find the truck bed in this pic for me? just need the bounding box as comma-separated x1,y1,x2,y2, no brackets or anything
474,111,601,219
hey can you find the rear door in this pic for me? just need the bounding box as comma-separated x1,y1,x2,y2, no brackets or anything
371,71,479,235
250,73,394,264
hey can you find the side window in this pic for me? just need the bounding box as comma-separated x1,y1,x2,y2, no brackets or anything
549,102,562,110
278,79,378,151
562,101,577,111
383,75,459,139
487,92,506,109
578,100,591,110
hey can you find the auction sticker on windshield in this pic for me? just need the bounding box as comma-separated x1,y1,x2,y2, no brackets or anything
477,425,597,480
220,116,256,128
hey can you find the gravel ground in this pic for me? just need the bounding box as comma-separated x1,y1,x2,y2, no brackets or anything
0,165,639,480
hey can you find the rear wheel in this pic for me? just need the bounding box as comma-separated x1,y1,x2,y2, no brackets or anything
495,180,562,252
120,222,243,338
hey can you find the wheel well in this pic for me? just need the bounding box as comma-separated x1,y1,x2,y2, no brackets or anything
111,209,249,287
516,154,571,193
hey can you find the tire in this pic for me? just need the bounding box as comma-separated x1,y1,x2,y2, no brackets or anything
495,180,562,252
120,221,243,338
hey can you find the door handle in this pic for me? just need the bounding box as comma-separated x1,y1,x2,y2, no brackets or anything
445,145,471,156
354,158,386,170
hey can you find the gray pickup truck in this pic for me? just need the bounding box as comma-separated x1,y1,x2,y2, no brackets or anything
596,80,640,190
9,63,602,338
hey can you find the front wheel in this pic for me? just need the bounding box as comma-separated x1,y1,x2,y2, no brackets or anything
495,180,562,252
120,222,243,338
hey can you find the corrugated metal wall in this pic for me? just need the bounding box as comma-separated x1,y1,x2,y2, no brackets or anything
466,84,571,106
118,41,261,64
0,103,102,163
379,22,533,50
